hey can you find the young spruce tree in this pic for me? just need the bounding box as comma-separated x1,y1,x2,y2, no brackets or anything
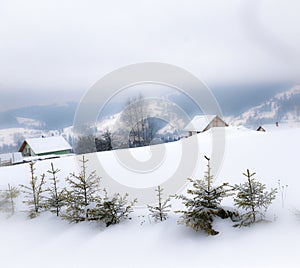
176,156,238,235
63,155,101,223
0,184,20,216
20,161,47,218
89,189,137,227
147,186,171,222
46,163,66,217
233,169,277,227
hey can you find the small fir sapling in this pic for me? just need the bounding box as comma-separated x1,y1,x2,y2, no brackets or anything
277,179,288,209
147,186,171,222
0,184,20,216
233,169,277,227
89,189,137,227
175,156,238,236
20,162,47,218
63,155,101,223
46,163,66,217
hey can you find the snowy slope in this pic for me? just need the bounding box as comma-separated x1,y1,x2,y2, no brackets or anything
226,85,300,127
0,126,300,268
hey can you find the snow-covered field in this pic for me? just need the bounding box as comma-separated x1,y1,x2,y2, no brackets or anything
0,126,300,268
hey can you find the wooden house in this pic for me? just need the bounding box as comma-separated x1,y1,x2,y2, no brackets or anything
182,115,228,137
18,136,72,157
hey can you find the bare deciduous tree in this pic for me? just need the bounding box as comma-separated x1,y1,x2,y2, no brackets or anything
123,94,153,147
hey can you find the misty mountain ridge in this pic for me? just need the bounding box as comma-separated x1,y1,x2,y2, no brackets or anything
226,85,300,127
0,102,77,130
0,84,299,135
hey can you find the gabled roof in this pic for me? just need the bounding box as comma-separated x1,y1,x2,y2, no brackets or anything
257,126,266,131
183,115,218,132
19,136,72,155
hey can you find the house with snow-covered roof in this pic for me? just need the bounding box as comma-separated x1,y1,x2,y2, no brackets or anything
18,136,72,157
182,115,228,137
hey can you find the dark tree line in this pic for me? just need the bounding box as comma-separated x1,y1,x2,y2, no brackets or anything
95,130,113,152
74,130,113,154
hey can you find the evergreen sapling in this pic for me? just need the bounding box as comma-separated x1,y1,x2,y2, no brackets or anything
148,186,171,222
233,169,277,227
0,184,20,216
175,156,238,235
277,179,288,209
20,162,47,218
46,163,66,217
89,189,137,227
63,155,101,223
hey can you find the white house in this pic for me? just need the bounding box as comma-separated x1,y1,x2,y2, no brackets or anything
182,115,228,137
18,136,72,157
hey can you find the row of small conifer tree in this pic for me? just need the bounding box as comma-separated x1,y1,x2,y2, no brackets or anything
0,156,278,235
0,156,136,227
147,156,277,235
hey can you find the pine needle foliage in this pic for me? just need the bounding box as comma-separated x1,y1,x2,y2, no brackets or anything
147,186,171,222
89,189,137,227
233,169,277,227
175,156,238,235
46,163,66,217
63,155,101,223
0,183,20,216
20,162,47,218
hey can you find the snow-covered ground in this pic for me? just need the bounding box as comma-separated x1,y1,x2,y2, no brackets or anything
0,126,300,268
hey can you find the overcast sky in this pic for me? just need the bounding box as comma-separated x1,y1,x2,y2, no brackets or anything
0,0,300,110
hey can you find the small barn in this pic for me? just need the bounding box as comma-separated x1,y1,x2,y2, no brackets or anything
0,152,23,167
257,122,281,132
257,126,266,132
182,115,228,137
18,136,72,157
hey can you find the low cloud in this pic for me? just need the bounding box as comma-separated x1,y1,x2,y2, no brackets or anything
0,0,299,104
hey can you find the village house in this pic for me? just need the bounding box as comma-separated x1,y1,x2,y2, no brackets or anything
182,115,229,137
18,136,72,157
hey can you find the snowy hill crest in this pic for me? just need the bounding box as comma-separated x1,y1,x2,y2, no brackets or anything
227,85,300,126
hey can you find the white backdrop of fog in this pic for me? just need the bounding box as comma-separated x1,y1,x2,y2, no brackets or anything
0,0,299,111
